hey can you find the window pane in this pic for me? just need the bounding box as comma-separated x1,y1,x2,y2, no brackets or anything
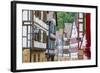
30,26,32,33
29,34,32,40
29,11,31,21
38,29,41,42
35,11,41,19
50,40,55,48
30,11,33,21
79,24,83,31
34,26,39,41
23,38,27,47
23,10,28,21
30,40,32,47
79,19,83,22
28,34,30,40
79,13,83,18
28,26,30,33
28,26,32,34
43,31,47,43
43,11,47,22
27,40,30,47
22,26,27,36
41,30,43,42
34,26,39,33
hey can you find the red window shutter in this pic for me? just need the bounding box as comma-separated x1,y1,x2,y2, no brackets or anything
85,13,91,59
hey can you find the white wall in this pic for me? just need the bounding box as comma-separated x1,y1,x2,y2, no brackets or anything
0,0,99,73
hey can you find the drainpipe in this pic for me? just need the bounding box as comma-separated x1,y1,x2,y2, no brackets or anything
47,21,51,61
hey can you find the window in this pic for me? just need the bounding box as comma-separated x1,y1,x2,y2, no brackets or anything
22,26,27,36
79,13,83,18
34,26,39,41
22,10,32,21
43,31,47,43
22,10,33,48
35,11,41,19
38,29,41,42
34,25,47,43
79,23,83,31
22,26,27,48
22,25,32,48
50,40,55,49
23,38,27,47
41,30,43,42
43,11,47,22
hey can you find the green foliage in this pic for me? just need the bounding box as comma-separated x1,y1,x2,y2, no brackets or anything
56,12,75,30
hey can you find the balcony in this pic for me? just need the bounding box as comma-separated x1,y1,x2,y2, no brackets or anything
34,41,46,49
34,16,49,30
